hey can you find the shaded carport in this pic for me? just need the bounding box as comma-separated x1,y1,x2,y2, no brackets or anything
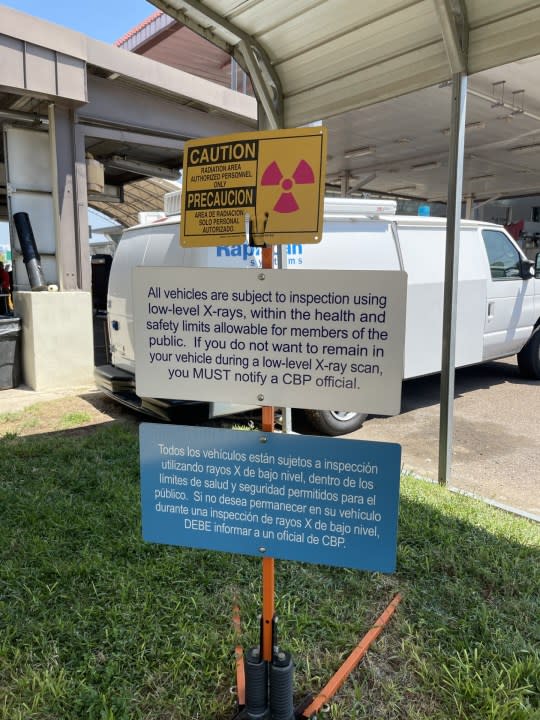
148,0,540,484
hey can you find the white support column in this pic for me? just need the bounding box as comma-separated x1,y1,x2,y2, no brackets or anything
12,108,94,390
53,106,91,291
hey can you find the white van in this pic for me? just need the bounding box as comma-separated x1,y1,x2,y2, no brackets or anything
95,196,540,435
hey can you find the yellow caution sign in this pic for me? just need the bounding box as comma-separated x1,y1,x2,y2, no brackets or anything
180,127,327,247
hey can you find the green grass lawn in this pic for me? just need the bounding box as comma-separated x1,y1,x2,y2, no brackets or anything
0,419,539,719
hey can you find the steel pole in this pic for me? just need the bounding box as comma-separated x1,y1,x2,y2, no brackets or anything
438,71,467,485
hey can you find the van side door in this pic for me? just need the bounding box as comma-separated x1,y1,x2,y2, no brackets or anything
482,229,535,359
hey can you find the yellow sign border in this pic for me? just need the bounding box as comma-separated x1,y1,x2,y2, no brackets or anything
180,127,327,247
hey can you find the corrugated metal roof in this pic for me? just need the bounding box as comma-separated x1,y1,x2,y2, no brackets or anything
148,0,540,126
89,177,179,228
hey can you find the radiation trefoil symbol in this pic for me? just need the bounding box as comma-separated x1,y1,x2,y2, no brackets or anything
260,159,315,213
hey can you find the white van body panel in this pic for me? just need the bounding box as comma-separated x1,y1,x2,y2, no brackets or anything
101,198,539,426
280,214,537,380
396,225,486,377
108,217,253,374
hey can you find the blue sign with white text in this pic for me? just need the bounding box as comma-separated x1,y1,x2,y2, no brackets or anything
140,424,401,572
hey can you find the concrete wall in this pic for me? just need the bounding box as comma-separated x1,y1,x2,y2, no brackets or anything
14,291,94,390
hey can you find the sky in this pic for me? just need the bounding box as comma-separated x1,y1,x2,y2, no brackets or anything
0,1,159,253
3,0,157,43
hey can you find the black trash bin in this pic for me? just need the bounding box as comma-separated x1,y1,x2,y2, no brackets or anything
0,316,22,389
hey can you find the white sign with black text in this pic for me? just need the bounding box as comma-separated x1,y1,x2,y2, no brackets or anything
134,267,407,414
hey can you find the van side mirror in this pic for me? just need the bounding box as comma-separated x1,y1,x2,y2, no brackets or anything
520,258,535,279
519,260,535,280
536,252,540,279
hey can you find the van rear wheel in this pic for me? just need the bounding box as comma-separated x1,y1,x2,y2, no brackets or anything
517,326,540,379
304,409,368,436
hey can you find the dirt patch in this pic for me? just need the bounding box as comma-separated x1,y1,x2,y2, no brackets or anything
0,391,137,437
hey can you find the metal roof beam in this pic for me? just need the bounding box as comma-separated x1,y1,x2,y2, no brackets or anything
347,173,377,195
151,0,283,128
433,0,469,74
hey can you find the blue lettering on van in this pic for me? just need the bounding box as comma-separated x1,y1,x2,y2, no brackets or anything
286,244,303,256
216,245,256,261
216,243,302,260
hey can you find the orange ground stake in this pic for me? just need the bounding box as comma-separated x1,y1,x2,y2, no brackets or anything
302,593,403,718
232,604,245,707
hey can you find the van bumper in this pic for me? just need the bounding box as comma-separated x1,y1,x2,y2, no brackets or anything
94,364,203,422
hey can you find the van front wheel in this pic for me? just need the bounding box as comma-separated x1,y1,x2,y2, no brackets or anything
304,410,368,436
517,326,540,379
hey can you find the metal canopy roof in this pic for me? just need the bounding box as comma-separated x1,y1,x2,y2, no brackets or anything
146,1,540,204
149,1,540,127
324,58,540,203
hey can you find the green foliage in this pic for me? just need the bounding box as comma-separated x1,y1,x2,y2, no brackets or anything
0,422,538,719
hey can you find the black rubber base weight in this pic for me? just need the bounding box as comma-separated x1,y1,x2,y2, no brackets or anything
229,694,314,720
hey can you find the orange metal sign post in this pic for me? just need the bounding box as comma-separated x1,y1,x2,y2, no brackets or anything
260,244,276,666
